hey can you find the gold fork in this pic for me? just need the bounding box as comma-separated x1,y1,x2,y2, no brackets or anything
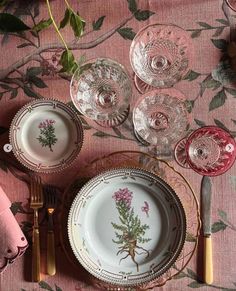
30,176,43,282
45,185,57,276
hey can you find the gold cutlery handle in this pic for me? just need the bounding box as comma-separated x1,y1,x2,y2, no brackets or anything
32,227,41,282
47,231,56,276
203,236,213,284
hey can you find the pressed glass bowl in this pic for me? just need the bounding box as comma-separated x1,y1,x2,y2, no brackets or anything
130,23,194,88
70,58,132,127
132,88,191,158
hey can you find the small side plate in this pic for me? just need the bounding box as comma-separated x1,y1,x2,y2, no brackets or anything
9,99,84,173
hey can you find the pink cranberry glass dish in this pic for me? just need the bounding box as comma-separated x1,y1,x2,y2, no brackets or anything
175,126,236,176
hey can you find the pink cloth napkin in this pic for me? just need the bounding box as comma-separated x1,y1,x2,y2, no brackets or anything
0,186,28,273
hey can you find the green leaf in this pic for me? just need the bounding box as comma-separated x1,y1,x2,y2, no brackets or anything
201,78,221,91
225,87,236,96
211,220,227,233
173,272,186,279
187,281,205,288
32,18,52,33
191,30,201,38
187,268,197,280
185,232,197,242
209,89,227,111
231,119,236,125
29,76,47,88
26,67,42,76
212,26,225,37
0,126,8,135
23,86,39,98
0,160,8,172
218,209,227,221
10,88,18,99
17,43,33,48
10,202,26,216
92,16,105,31
93,131,112,138
183,70,201,81
0,13,30,33
211,38,228,51
70,13,84,37
214,119,229,131
55,284,62,291
59,8,71,29
59,50,76,73
185,100,194,113
215,18,229,25
127,0,137,13
117,27,136,40
197,21,212,28
194,119,206,127
112,127,126,139
134,10,155,21
38,281,54,291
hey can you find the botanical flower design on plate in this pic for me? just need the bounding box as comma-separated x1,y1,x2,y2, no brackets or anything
111,188,151,272
37,119,57,152
141,201,150,217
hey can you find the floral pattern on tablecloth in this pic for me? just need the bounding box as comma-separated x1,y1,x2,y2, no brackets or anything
0,0,236,290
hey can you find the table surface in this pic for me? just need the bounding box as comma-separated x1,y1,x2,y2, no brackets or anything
0,0,236,290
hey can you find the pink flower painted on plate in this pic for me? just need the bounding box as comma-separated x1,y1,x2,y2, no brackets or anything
38,119,55,129
141,201,150,217
112,187,133,210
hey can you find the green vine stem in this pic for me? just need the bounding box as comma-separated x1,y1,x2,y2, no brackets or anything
45,0,69,51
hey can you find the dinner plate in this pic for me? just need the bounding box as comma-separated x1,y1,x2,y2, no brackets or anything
68,167,186,286
9,99,84,173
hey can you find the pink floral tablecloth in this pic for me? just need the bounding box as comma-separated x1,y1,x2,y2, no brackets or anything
1,0,236,290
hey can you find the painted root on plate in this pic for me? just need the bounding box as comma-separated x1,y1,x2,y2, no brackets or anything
111,187,151,272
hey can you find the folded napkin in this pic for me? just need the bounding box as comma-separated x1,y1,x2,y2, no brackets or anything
0,186,28,273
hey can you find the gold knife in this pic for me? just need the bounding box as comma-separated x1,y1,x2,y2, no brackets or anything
201,176,213,284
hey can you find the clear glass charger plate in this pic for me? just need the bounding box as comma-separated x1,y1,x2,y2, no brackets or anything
59,151,200,290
